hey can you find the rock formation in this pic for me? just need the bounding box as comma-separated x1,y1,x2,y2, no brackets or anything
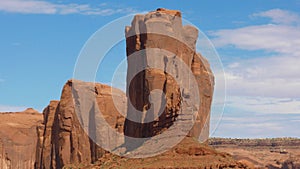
35,100,59,169
0,108,43,169
0,7,299,169
92,137,249,169
37,8,215,168
35,80,127,168
0,8,239,169
124,8,214,140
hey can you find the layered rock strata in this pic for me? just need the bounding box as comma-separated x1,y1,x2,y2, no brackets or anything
35,80,126,168
124,8,214,141
0,109,42,169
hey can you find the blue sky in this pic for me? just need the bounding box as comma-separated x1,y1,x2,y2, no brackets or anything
0,0,300,138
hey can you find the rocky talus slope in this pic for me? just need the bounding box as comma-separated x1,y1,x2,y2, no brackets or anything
90,137,250,169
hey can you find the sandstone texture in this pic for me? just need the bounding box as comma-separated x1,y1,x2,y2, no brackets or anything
0,108,43,169
88,137,250,169
3,8,217,168
35,80,127,168
124,8,214,141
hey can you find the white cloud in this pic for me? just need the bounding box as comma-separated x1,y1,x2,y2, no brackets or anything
210,9,300,100
208,9,300,140
210,9,300,57
212,120,293,138
0,0,136,15
211,24,300,56
226,96,300,114
0,105,27,112
211,109,300,138
252,9,300,25
225,122,283,131
225,55,300,98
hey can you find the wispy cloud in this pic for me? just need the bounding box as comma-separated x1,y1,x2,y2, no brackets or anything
212,109,300,138
224,55,300,98
210,25,300,57
226,96,300,114
209,8,300,133
0,0,136,15
213,119,294,138
0,105,27,112
252,8,300,25
210,9,300,56
210,9,300,100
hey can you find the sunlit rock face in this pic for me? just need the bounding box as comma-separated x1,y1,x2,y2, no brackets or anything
124,8,214,140
0,108,43,169
35,80,127,168
34,8,215,168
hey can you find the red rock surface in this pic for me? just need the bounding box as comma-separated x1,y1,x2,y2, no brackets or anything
36,8,217,168
0,108,43,169
35,100,59,169
35,80,127,168
124,8,214,141
85,137,250,169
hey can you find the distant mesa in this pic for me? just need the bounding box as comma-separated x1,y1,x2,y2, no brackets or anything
0,107,40,114
22,108,40,114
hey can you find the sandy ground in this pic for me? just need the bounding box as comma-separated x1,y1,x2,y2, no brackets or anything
213,144,300,168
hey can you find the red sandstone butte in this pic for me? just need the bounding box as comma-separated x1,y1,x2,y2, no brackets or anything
124,8,214,141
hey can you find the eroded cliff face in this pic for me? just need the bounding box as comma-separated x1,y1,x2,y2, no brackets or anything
2,8,217,168
124,8,214,140
0,139,11,169
35,100,59,169
35,80,127,168
0,109,43,169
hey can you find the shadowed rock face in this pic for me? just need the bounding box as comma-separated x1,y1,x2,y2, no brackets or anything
35,80,127,169
35,9,215,167
35,100,59,169
0,108,43,169
124,8,214,140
